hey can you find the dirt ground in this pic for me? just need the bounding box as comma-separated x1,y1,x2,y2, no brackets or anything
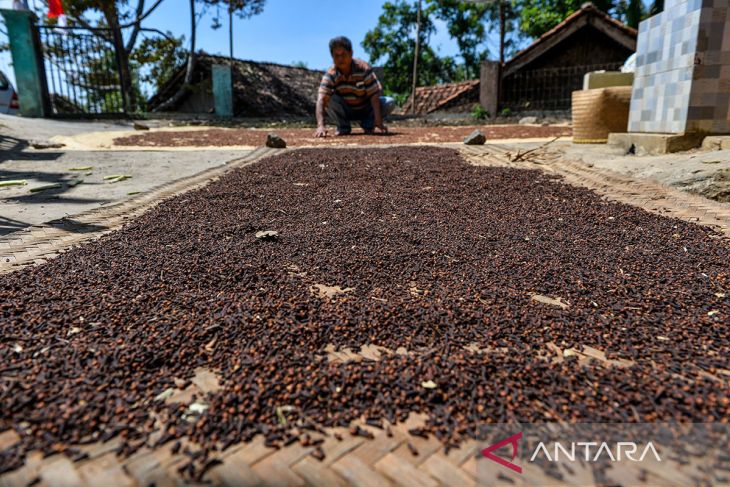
112,125,572,148
1,146,728,480
565,143,730,203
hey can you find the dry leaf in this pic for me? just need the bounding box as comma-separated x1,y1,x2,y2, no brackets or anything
155,388,175,401
187,401,209,415
310,284,354,299
255,230,279,240
531,294,570,310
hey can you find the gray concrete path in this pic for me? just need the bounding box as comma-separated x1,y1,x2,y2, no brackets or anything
0,115,250,235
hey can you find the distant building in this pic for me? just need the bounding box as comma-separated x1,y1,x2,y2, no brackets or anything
499,3,637,112
403,3,637,116
148,54,324,117
399,79,480,116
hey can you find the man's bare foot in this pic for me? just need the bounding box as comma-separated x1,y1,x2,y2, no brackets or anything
363,128,374,135
335,130,351,136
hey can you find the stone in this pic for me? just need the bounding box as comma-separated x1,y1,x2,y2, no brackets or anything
519,116,538,125
133,122,150,131
698,169,730,203
701,136,730,152
463,130,486,145
30,140,65,149
266,133,287,148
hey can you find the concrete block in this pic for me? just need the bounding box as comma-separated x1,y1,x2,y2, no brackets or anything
583,71,634,90
608,132,706,154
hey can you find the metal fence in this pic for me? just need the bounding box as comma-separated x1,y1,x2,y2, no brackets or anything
36,26,126,116
500,62,624,112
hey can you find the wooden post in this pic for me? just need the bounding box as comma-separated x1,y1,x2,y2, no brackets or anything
410,0,421,115
480,60,500,118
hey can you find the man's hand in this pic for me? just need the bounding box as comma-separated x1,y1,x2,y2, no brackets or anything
374,123,388,134
315,95,329,137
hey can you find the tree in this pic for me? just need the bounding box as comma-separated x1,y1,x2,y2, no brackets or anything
363,1,457,95
154,0,266,111
514,0,616,38
648,0,663,15
430,0,491,79
130,34,186,93
616,0,645,28
198,0,265,18
61,0,169,112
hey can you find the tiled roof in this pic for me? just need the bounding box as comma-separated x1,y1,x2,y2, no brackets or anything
400,79,480,115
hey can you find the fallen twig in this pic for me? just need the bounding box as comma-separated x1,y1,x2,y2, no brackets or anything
510,136,561,162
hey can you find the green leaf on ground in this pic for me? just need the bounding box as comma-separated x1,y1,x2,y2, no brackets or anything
29,183,63,193
0,180,28,187
104,175,132,183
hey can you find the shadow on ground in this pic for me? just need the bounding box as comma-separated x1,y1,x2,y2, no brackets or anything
0,135,65,162
48,218,109,234
0,216,31,236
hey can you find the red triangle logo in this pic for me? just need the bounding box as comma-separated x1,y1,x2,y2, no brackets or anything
481,432,523,474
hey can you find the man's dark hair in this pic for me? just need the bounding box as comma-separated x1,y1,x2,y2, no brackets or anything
329,36,353,54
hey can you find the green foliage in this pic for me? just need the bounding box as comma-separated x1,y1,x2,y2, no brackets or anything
389,91,411,107
471,103,489,120
291,61,309,69
615,0,645,28
514,0,615,38
198,0,266,18
362,1,457,95
130,34,187,94
649,0,663,15
500,107,512,116
430,0,491,79
363,0,525,99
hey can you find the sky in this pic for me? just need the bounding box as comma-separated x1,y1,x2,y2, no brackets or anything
0,0,491,89
0,0,650,91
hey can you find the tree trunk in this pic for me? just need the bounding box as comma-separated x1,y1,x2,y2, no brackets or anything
229,3,234,61
154,0,196,112
103,5,135,113
499,1,505,65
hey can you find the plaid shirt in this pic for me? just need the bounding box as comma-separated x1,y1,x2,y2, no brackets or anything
319,58,382,110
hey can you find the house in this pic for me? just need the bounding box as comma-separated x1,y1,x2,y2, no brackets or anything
404,3,637,116
148,54,324,117
400,79,480,115
498,3,637,112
